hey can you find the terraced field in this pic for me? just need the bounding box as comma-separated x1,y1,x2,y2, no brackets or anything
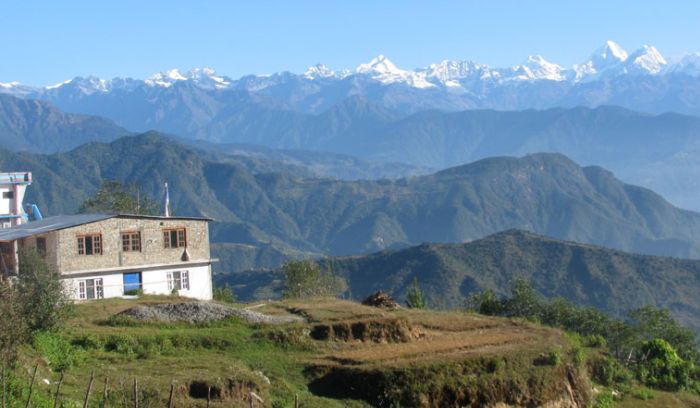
19,297,591,407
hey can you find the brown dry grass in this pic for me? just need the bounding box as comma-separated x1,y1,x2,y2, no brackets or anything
284,299,566,369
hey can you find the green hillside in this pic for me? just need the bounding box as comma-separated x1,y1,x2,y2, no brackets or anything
5,133,700,267
0,94,130,152
317,230,700,333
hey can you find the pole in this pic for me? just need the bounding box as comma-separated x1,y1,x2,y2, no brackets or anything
53,372,64,408
206,386,211,408
23,364,38,408
82,370,95,408
133,378,138,408
100,377,109,408
167,383,174,408
2,362,6,408
295,393,299,408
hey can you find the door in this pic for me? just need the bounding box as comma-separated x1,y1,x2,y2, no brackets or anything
123,272,142,295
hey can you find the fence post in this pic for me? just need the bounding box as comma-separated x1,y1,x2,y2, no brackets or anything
295,393,299,408
101,377,109,408
1,362,6,408
23,364,38,408
133,378,138,408
167,383,174,408
53,371,64,408
206,386,211,408
82,370,95,408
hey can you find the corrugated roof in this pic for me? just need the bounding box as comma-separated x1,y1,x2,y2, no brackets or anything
0,214,115,241
0,213,212,241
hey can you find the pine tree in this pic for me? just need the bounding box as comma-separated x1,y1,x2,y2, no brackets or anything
406,277,427,309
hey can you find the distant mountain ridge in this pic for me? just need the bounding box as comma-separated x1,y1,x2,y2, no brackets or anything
5,134,700,265
319,229,700,333
2,40,700,123
0,94,130,152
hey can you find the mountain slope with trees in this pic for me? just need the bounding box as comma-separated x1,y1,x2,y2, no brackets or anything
0,94,130,152
324,230,700,333
5,133,700,265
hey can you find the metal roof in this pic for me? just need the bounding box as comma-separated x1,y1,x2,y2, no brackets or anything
0,214,115,241
0,213,211,241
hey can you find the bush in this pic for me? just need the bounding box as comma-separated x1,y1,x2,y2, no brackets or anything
636,338,692,391
17,248,72,333
34,331,85,372
534,349,561,366
213,284,236,303
282,260,347,299
590,355,632,386
405,278,427,309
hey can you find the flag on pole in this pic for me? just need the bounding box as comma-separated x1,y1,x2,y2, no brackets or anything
164,182,171,217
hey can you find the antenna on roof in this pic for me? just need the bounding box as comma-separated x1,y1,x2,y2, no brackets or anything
164,182,171,217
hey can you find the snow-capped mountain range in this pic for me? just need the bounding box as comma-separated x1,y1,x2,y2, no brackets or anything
0,40,695,94
2,40,700,135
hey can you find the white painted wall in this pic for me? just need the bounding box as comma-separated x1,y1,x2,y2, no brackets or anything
0,187,12,215
62,264,213,301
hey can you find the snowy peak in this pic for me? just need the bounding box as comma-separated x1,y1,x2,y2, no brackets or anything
304,64,337,79
574,40,629,80
627,45,667,74
599,40,629,62
356,55,435,88
145,69,187,87
145,67,232,89
356,54,401,75
510,55,567,81
185,67,231,89
44,76,111,94
669,53,700,76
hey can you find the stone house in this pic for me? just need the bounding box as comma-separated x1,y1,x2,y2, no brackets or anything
0,213,214,300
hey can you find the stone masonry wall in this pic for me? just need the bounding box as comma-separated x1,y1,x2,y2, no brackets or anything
55,217,210,274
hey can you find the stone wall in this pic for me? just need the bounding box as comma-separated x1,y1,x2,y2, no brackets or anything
55,217,210,273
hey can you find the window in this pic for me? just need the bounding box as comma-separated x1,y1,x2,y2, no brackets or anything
36,237,46,256
78,278,104,300
2,191,13,199
163,228,186,248
77,234,102,255
167,270,190,291
121,231,141,252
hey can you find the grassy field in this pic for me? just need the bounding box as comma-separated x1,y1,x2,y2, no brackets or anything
11,296,693,407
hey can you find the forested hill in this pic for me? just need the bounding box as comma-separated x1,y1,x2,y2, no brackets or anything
0,94,130,152
324,229,700,333
4,133,700,264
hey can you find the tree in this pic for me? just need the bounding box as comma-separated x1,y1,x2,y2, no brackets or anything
16,249,72,333
0,282,27,363
282,260,346,299
504,278,542,320
405,277,427,309
636,339,693,391
464,288,502,315
80,180,159,215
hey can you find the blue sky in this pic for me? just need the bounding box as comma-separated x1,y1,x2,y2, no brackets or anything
2,0,700,85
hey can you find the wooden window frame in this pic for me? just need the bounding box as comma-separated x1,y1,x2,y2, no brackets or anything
167,270,190,291
163,227,187,249
78,278,104,300
120,231,141,252
77,233,103,256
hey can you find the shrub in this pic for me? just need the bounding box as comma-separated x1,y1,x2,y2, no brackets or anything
593,390,615,408
590,356,632,386
405,278,427,309
17,248,72,333
636,338,692,391
282,260,346,299
34,331,85,372
213,284,236,303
